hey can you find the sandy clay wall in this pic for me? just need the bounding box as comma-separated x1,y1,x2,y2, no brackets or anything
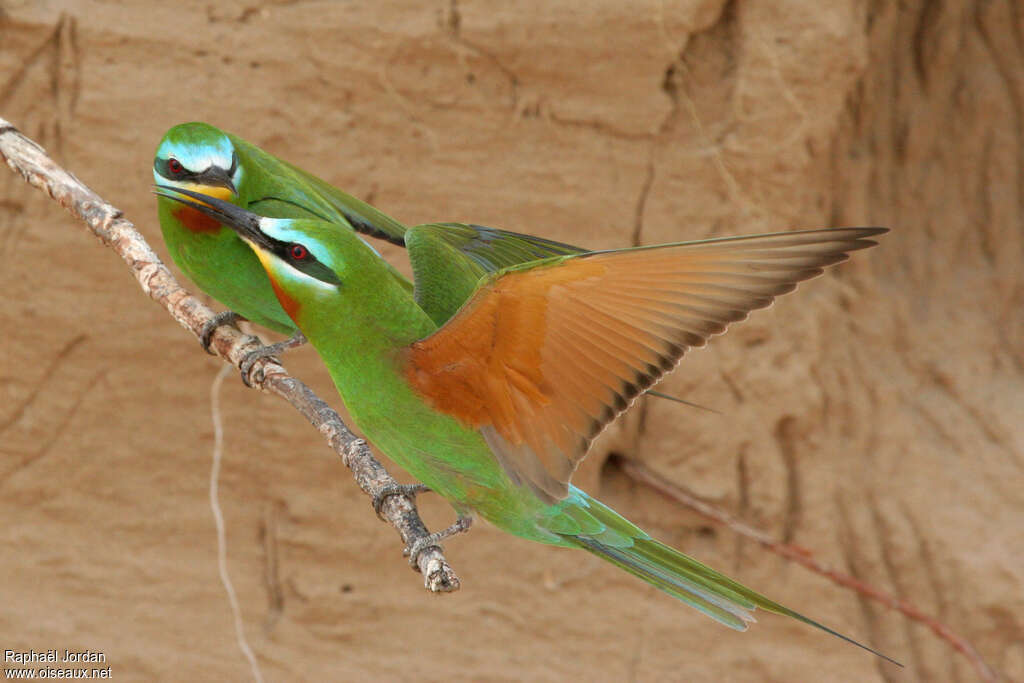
1,1,1021,680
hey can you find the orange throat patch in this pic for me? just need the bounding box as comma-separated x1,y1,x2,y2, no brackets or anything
268,273,302,321
169,185,235,234
173,205,223,234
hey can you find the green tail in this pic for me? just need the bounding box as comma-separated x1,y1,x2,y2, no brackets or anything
544,489,901,666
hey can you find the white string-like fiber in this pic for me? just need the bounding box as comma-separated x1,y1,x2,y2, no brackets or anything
210,363,264,683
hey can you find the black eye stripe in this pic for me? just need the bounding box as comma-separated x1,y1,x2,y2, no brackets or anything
271,240,342,286
155,157,192,181
154,153,238,190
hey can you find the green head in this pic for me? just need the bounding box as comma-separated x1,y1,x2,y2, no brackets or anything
153,185,402,328
153,122,241,203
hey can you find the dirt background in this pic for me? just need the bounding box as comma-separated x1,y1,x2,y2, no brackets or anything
1,1,1022,681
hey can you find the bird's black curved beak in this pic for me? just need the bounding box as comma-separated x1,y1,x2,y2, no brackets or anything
154,184,272,250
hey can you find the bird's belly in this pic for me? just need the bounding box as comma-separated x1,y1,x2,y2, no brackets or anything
338,384,552,537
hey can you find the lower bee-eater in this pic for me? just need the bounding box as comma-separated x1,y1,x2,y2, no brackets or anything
157,185,897,664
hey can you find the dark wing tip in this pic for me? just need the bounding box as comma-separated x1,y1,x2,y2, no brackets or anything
844,226,890,250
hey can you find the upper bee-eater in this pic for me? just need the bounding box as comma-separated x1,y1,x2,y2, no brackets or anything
153,122,703,408
157,185,897,665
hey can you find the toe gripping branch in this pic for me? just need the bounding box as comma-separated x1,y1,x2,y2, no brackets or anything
368,485,472,567
200,314,307,387
372,483,431,519
404,517,473,568
238,332,307,387
200,311,244,353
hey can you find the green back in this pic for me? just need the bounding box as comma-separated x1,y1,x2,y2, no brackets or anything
406,223,585,325
226,133,409,245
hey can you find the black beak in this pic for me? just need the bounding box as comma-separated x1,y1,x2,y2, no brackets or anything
219,153,240,195
154,184,271,249
199,163,238,195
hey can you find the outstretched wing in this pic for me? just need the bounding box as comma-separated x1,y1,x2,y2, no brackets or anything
406,223,585,325
404,228,887,502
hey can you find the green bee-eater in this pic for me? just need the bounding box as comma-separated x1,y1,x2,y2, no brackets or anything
157,185,897,664
153,122,704,407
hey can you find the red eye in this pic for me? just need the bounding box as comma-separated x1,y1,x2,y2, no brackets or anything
290,244,308,260
167,158,183,175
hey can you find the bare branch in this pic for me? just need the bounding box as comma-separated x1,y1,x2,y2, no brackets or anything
0,117,459,592
614,455,996,682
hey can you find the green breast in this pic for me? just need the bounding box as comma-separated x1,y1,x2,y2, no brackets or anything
157,198,296,334
313,335,556,542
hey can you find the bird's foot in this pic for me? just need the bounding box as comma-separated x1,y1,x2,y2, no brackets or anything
405,516,473,568
372,483,431,520
239,332,307,387
200,311,244,354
